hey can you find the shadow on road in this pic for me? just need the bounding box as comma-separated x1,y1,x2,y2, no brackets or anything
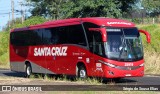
102,78,137,84
3,72,24,77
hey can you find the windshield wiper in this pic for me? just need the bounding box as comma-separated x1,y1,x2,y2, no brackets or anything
118,34,126,61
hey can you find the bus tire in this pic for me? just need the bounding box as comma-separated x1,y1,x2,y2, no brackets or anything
25,63,32,78
77,65,87,79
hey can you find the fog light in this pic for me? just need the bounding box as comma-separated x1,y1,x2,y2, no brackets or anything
141,71,144,75
108,71,114,75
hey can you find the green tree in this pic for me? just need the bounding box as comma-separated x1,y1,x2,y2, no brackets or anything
3,16,47,31
26,0,138,19
13,16,47,28
119,0,139,12
60,0,122,18
142,0,160,17
26,0,65,19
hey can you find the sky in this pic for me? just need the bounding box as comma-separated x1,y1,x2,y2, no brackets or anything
0,0,31,31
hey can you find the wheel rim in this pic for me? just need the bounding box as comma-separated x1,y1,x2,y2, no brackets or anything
26,66,31,76
80,70,86,78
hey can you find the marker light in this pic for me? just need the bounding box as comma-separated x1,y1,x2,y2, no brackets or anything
139,63,144,67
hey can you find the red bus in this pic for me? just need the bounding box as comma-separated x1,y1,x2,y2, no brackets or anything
10,17,150,79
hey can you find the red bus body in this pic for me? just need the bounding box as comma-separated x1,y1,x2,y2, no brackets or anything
10,17,150,78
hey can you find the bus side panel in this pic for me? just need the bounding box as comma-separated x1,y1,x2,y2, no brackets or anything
10,45,28,72
27,46,54,74
74,47,105,77
44,45,58,74
51,45,81,75
45,45,93,76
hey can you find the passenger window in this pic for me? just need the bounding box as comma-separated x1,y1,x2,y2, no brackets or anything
11,30,43,46
67,25,87,46
43,29,52,44
29,29,43,45
56,27,68,44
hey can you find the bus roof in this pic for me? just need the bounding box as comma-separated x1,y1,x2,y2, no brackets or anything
12,17,135,32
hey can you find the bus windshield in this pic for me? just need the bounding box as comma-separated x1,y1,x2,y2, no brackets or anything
104,27,143,62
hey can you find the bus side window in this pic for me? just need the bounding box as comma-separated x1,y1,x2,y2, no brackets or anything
11,31,30,46
57,27,68,44
43,28,59,45
51,32,59,44
43,29,52,44
67,25,87,46
29,29,43,45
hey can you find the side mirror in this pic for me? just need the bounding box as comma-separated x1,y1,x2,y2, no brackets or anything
138,30,151,43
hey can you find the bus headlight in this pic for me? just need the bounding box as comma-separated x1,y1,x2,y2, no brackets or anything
139,63,144,67
98,60,116,68
105,62,116,68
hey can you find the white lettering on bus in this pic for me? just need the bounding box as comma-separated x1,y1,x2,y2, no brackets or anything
107,22,132,25
34,47,68,56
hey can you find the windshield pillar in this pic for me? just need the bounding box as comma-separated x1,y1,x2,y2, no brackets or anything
101,28,107,42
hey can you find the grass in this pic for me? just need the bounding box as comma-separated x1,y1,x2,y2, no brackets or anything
0,31,9,69
28,74,103,85
75,77,103,85
0,52,9,69
137,24,160,74
144,51,160,74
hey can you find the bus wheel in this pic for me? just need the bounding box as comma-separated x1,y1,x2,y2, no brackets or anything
25,64,32,78
78,65,87,79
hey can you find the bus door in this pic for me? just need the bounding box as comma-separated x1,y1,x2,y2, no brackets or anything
88,29,105,77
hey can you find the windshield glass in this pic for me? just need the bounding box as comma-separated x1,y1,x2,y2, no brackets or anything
105,27,143,62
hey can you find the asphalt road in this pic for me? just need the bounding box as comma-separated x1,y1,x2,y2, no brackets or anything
0,69,160,85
